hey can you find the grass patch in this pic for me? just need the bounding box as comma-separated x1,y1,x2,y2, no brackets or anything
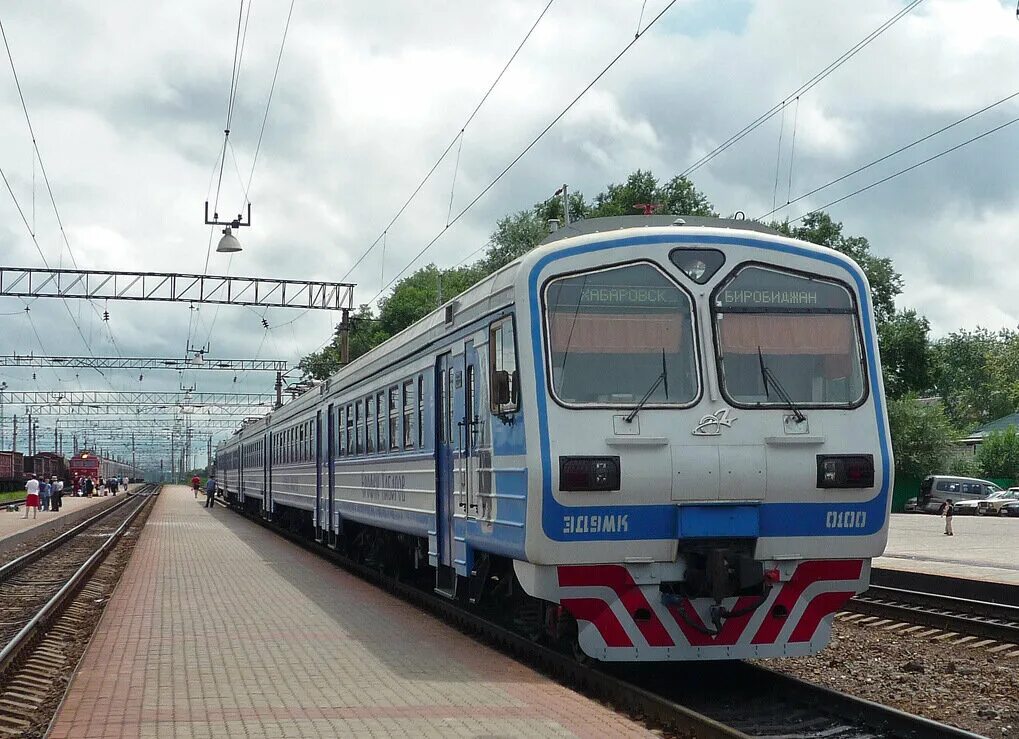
0,490,25,504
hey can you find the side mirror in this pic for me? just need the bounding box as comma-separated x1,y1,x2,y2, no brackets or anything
493,370,511,405
511,369,520,405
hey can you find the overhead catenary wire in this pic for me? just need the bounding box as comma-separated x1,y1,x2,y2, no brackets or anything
202,0,296,378
0,16,126,379
365,0,680,308
338,0,558,285
787,113,1019,223
758,89,1019,222
680,0,928,180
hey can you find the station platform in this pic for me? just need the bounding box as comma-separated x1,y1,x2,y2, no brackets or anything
48,485,653,739
875,512,1019,585
0,492,126,551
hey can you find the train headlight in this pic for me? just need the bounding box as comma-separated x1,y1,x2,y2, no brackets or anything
816,455,874,489
559,456,620,492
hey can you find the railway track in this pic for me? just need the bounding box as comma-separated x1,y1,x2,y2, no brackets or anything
0,485,156,733
223,499,980,739
848,583,1019,645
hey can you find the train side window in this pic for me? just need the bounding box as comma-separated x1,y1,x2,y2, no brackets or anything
340,403,348,454
403,380,415,449
356,400,364,454
418,376,425,448
377,391,386,454
489,318,519,414
389,386,400,451
366,396,376,454
445,367,455,443
346,404,354,455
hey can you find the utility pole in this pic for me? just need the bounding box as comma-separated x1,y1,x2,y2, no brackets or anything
339,310,350,365
560,183,570,226
275,371,283,409
170,431,176,483
207,436,212,474
132,433,136,473
27,411,32,455
73,434,78,454
12,415,17,453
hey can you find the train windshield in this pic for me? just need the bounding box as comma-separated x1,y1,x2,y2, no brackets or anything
543,262,698,406
714,266,865,406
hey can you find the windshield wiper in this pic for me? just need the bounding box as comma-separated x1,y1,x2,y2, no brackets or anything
625,349,669,424
757,346,806,423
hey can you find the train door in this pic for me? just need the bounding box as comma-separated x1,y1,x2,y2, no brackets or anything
263,432,269,511
326,404,336,547
315,410,324,542
265,433,273,519
435,352,457,595
460,343,482,523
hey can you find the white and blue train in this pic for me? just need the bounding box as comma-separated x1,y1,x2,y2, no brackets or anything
217,215,892,662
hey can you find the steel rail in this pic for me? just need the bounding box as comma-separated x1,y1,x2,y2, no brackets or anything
0,486,157,678
0,491,144,582
220,498,977,738
849,584,1019,644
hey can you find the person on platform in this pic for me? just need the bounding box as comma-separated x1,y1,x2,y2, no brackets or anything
51,476,63,512
24,474,40,519
941,499,954,536
110,477,118,495
204,474,217,509
83,476,94,497
191,474,201,499
39,477,51,512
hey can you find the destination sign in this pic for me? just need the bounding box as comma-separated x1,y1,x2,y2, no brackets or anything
578,287,680,306
716,266,852,310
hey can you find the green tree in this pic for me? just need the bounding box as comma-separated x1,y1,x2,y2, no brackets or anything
590,170,715,218
887,396,957,479
929,328,1019,428
948,457,983,478
484,210,550,272
976,427,1019,481
773,212,902,323
877,310,932,399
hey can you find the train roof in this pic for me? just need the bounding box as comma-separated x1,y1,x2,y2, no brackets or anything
539,215,782,246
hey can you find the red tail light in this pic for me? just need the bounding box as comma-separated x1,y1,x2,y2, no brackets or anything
816,455,874,489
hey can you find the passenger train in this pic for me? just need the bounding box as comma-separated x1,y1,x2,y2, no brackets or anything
217,215,892,662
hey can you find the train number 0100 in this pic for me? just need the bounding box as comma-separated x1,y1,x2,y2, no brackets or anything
825,510,867,529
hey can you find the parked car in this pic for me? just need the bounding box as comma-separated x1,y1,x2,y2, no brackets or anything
1001,501,1019,517
915,476,1003,513
978,487,1019,515
953,497,988,515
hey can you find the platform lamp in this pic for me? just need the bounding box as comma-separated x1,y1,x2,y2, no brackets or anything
205,201,251,253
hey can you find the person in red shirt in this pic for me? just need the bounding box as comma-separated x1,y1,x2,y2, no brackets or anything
191,475,201,499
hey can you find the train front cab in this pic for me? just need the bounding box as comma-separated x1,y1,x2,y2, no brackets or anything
507,225,892,661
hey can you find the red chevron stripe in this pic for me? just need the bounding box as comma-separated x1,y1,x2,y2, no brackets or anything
558,565,673,647
560,597,633,648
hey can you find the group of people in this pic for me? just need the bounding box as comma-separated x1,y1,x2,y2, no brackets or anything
21,473,128,518
22,473,65,518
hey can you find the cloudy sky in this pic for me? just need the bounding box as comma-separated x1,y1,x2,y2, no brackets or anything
0,0,1016,465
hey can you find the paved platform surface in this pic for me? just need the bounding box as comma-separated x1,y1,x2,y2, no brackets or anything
0,493,117,545
875,513,1019,584
49,486,653,738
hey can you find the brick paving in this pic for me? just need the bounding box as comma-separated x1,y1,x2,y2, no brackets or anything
49,485,654,738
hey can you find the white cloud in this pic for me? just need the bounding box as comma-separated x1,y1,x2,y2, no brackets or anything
0,0,1017,462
